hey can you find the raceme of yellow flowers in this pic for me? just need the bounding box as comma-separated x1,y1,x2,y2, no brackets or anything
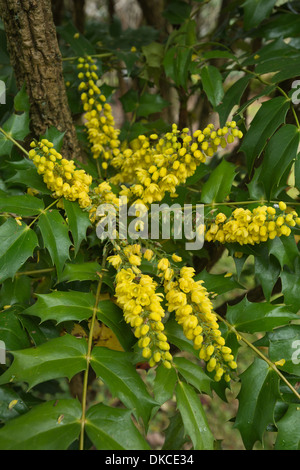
205,202,300,246
28,139,92,209
77,56,120,164
24,55,300,382
108,245,236,380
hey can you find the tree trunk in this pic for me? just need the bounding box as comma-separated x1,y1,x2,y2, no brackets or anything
51,0,64,26
0,0,80,159
72,0,85,34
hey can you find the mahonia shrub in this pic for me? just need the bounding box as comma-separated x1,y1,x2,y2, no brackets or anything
0,0,300,451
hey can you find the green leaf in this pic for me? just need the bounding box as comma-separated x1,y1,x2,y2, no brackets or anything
91,347,157,426
275,405,300,450
259,125,300,199
280,270,300,313
153,364,177,405
217,75,250,127
269,325,300,376
240,96,290,174
163,0,192,25
0,386,30,423
14,83,30,113
234,358,280,449
0,399,82,450
142,42,164,68
254,252,280,301
63,200,91,254
86,404,150,450
60,261,102,282
200,65,224,109
0,275,31,307
175,381,214,450
6,165,52,194
268,236,299,270
0,219,38,283
23,290,95,324
194,269,244,295
243,0,277,30
0,306,31,351
0,112,30,157
58,21,95,56
173,357,212,396
201,160,236,203
0,194,44,217
226,298,298,334
97,300,135,352
38,210,72,279
136,93,169,118
162,412,187,450
0,335,88,389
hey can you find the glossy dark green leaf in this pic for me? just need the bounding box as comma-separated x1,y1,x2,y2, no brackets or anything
0,386,30,423
217,75,250,127
64,200,91,254
0,306,31,351
153,363,177,405
58,21,95,56
275,405,300,450
60,261,102,282
0,219,38,283
281,270,300,313
0,113,30,157
137,93,169,118
91,347,157,426
235,358,280,449
254,252,280,301
269,325,300,376
162,412,187,450
268,236,299,270
175,381,214,450
0,334,88,389
23,290,95,323
259,125,300,199
163,0,192,24
200,65,224,109
201,160,236,203
240,96,290,174
243,0,277,30
38,210,72,279
0,275,31,307
194,269,244,295
0,194,44,217
0,399,82,450
226,298,298,333
173,357,212,395
86,404,150,450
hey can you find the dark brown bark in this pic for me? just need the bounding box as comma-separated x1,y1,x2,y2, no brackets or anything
51,0,64,26
72,0,85,34
136,0,167,35
0,0,80,159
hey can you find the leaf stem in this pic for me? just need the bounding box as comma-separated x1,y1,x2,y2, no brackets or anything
15,267,55,277
216,313,300,401
79,247,108,450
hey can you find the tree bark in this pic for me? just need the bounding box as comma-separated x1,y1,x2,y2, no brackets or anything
72,0,85,34
0,0,80,159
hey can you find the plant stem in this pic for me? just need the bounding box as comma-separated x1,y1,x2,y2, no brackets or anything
216,313,300,401
15,267,55,277
0,127,30,157
79,248,108,450
28,199,59,228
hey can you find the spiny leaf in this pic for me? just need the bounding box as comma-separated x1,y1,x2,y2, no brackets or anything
0,334,88,389
0,399,82,450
